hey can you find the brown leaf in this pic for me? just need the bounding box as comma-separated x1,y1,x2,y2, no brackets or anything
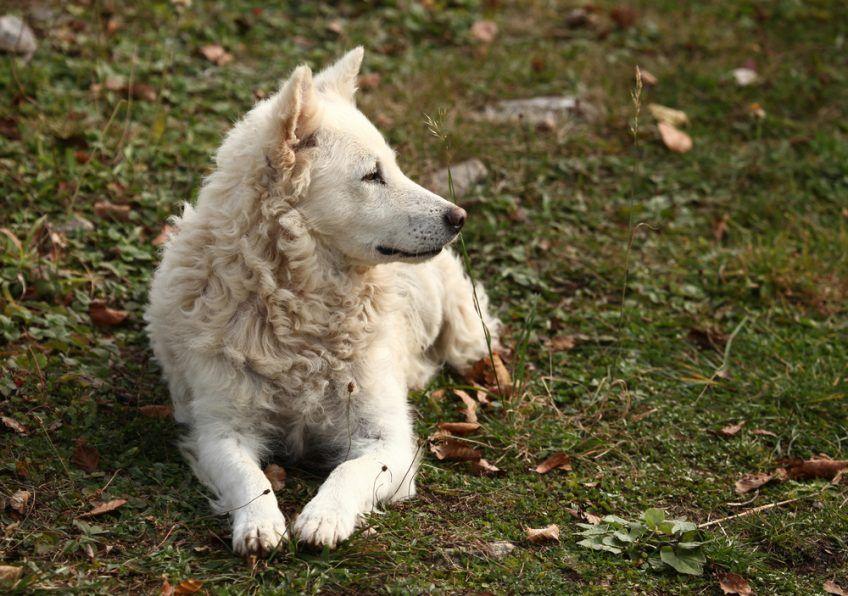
534,452,572,474
718,572,754,595
688,327,729,352
547,335,577,351
649,103,689,126
658,122,693,153
430,438,482,461
453,389,478,424
152,224,176,246
734,472,776,494
89,300,128,327
200,44,233,66
2,416,28,434
470,20,498,43
128,82,157,102
469,458,501,475
264,464,286,491
751,429,777,437
824,580,848,596
358,73,381,90
0,565,22,582
583,511,602,525
106,17,122,34
79,498,127,518
437,421,480,435
713,213,731,242
326,19,344,35
784,457,848,481
610,6,638,28
640,69,658,86
9,490,30,514
72,438,100,473
718,421,746,437
174,579,203,595
161,579,175,596
93,200,131,221
139,404,173,419
525,524,559,543
468,354,512,397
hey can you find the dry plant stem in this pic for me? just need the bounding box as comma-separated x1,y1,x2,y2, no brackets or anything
695,315,749,403
612,65,644,377
698,496,803,529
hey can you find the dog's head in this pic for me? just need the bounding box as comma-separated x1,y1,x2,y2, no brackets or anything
267,48,465,266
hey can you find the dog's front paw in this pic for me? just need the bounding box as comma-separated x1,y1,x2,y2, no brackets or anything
232,507,288,557
293,494,360,549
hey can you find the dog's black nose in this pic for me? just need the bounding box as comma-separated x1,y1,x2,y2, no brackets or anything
444,206,467,231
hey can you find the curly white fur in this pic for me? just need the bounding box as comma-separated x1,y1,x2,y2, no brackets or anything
145,48,499,555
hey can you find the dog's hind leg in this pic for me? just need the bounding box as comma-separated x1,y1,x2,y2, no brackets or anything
186,420,287,556
432,249,501,373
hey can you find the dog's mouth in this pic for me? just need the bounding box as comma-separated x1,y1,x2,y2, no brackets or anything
376,245,443,259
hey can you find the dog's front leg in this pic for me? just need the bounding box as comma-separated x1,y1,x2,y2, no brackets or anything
293,376,418,548
191,423,287,556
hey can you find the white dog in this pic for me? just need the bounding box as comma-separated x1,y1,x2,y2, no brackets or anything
146,48,499,556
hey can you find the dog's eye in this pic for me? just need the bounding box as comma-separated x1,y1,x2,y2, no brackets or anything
361,165,385,185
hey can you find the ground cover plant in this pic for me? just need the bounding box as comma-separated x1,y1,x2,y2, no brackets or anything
1,0,847,593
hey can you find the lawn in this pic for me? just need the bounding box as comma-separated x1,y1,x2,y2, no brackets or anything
1,0,847,593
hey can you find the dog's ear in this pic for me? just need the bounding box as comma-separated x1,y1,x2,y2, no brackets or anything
314,46,364,104
274,64,319,149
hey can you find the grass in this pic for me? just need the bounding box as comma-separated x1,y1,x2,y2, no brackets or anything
1,0,847,593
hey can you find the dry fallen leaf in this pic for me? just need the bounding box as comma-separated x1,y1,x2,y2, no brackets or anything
326,19,344,35
174,579,203,595
72,438,100,473
0,565,22,583
718,421,746,437
470,20,498,43
470,458,501,475
718,572,754,595
658,122,693,153
89,300,128,327
751,428,777,437
200,44,232,66
534,452,572,474
468,354,512,397
648,103,689,127
734,471,779,494
610,6,638,28
161,579,175,596
139,404,173,419
152,224,176,247
713,213,730,242
9,490,30,514
640,69,658,86
430,438,482,461
453,389,478,424
824,580,847,596
264,464,286,491
2,416,27,434
525,524,559,543
93,200,131,221
784,457,848,481
547,336,576,351
79,498,127,518
437,421,481,435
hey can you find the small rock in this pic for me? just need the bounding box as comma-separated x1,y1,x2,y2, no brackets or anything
481,95,599,126
732,67,758,86
424,158,487,199
0,15,37,58
482,541,515,558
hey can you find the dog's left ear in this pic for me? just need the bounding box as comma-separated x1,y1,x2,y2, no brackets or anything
314,46,364,104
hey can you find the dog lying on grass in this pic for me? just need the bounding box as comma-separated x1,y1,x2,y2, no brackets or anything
145,48,500,555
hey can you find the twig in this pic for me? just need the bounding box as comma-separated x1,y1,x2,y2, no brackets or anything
698,496,802,529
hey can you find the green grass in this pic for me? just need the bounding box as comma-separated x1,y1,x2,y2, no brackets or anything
1,0,847,593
